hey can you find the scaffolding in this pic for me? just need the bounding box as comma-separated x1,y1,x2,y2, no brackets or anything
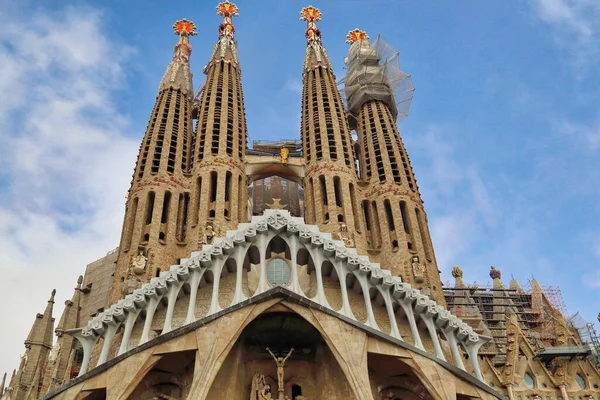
339,35,415,124
250,140,302,155
568,313,600,368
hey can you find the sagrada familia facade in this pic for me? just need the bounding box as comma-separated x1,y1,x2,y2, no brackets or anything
2,2,599,400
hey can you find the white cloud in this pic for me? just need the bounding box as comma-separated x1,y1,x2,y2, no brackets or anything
531,0,600,67
559,119,600,151
0,5,138,376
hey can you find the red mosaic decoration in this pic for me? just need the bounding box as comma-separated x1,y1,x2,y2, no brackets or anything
300,6,322,22
346,28,369,44
173,19,198,36
217,1,239,17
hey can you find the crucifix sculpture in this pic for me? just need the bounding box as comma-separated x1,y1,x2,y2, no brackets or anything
266,347,294,399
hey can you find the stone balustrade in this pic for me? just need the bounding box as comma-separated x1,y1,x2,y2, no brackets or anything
67,210,490,382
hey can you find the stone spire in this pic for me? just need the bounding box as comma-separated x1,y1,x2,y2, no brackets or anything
1,372,6,396
192,0,248,241
300,6,333,73
207,1,240,67
41,276,84,394
343,29,443,303
111,19,198,303
158,19,197,96
452,265,465,288
25,289,55,349
14,290,56,399
299,6,362,247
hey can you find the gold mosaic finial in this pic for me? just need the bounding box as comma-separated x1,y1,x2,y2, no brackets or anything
172,19,197,60
300,6,322,22
217,1,239,17
173,18,198,37
217,1,238,39
301,6,323,44
346,28,369,44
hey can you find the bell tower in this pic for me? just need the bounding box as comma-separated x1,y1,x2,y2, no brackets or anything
299,7,364,249
111,19,197,302
344,30,444,303
191,1,248,245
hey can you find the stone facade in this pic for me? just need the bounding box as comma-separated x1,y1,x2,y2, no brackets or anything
2,4,599,400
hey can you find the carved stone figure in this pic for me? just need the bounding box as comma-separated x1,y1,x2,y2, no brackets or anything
280,146,289,165
131,250,147,275
451,265,463,278
411,255,424,283
250,372,267,400
489,265,501,280
48,342,61,362
267,347,294,396
204,224,216,244
259,384,273,400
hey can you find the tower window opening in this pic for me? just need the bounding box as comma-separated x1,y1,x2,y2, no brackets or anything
123,197,138,251
210,172,218,202
155,268,161,278
319,175,328,205
416,208,432,261
159,232,166,241
238,175,244,222
176,193,190,242
209,210,216,219
225,171,232,202
143,233,150,242
145,192,156,224
400,201,411,234
333,176,343,207
371,201,382,249
349,183,360,232
161,191,171,224
362,200,371,231
193,177,202,226
384,199,395,231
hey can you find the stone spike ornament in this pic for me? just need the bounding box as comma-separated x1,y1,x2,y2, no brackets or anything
346,28,369,44
217,1,238,40
300,6,322,44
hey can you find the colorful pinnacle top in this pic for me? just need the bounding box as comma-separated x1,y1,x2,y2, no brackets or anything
300,6,322,22
301,6,323,45
346,29,369,44
173,19,198,36
217,1,238,39
217,0,239,17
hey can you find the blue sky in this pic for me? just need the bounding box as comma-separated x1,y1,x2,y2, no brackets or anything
0,0,599,376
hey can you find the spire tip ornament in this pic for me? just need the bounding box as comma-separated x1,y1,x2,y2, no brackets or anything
173,18,198,36
300,6,322,22
216,0,239,17
346,28,369,44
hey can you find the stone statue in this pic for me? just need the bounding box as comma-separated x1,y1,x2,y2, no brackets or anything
204,224,216,244
259,384,273,400
337,222,355,248
411,255,424,283
489,265,501,280
451,265,463,278
280,146,289,165
131,250,147,275
251,372,265,400
267,347,294,397
48,342,61,362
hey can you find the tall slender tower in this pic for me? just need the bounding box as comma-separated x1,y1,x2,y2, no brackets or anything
299,7,364,248
12,290,55,400
191,1,248,243
111,20,198,302
344,30,444,303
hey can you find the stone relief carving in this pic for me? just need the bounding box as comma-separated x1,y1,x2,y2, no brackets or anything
131,250,147,275
411,255,424,283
